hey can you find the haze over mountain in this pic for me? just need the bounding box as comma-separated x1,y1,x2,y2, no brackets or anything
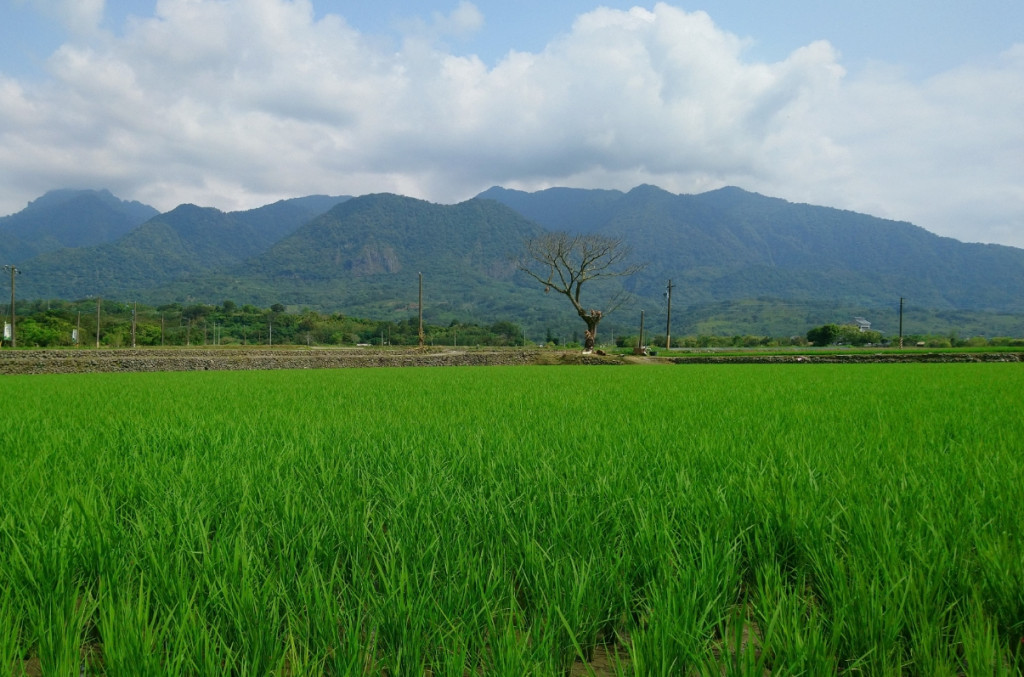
6,185,1024,338
0,189,158,263
13,193,349,300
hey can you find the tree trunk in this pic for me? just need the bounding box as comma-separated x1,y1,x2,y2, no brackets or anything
582,313,601,353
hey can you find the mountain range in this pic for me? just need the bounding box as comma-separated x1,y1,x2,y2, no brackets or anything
0,189,158,262
3,185,1024,338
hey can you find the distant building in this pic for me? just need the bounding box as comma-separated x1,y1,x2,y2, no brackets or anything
853,317,871,332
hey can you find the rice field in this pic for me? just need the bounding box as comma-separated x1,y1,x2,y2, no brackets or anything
1,363,1022,675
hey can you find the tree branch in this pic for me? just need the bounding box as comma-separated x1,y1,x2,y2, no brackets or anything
518,231,646,332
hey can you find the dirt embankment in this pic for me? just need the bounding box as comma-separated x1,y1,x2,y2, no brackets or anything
1,348,1021,375
0,348,545,375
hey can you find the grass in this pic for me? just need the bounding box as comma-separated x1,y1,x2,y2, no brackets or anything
1,364,1022,674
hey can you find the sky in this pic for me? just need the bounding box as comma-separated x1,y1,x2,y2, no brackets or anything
1,1,1022,247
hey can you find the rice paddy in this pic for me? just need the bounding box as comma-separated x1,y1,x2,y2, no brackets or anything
1,363,1022,675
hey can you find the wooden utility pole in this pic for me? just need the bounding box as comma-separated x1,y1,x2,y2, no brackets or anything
898,297,904,349
634,310,646,355
640,310,645,351
95,297,101,348
131,301,137,348
418,272,425,348
3,265,19,348
665,279,674,350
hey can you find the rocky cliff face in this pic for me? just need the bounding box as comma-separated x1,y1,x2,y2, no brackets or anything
352,243,402,276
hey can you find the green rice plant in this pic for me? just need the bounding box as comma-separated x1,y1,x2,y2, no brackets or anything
0,584,25,677
956,598,1018,677
628,527,741,675
1,364,1023,673
2,498,98,675
749,561,836,674
96,576,175,676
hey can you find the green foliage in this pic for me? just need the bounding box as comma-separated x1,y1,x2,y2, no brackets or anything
615,334,639,348
6,297,1023,349
0,189,157,260
990,337,1024,347
836,324,884,346
13,316,73,347
13,196,346,302
807,323,841,346
9,188,1024,342
5,299,528,347
1,365,1022,673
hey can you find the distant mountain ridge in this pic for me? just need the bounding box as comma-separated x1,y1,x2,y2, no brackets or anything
163,193,559,323
479,184,1024,312
15,193,350,299
0,189,159,262
6,185,1024,337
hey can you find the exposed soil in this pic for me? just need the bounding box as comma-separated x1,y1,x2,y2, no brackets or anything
0,347,544,374
1,348,1020,375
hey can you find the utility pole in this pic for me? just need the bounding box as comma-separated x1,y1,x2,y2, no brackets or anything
3,265,20,348
95,297,102,348
634,309,646,355
131,301,137,348
897,294,905,348
640,310,645,351
665,279,674,350
418,272,425,348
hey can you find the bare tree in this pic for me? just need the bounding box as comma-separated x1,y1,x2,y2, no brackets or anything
519,232,644,352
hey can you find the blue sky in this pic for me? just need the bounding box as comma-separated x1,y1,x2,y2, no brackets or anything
1,0,1022,246
5,1,1021,78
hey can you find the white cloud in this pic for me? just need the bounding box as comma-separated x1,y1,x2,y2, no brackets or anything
0,0,1021,248
21,0,105,34
433,1,484,39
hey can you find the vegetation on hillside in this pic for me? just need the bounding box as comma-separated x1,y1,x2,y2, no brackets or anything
6,187,1024,341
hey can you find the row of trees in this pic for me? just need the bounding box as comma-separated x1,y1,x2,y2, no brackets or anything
0,299,528,348
806,323,884,347
5,298,1019,349
805,323,1024,348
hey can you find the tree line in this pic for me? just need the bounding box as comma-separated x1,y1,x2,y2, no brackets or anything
1,299,527,348
5,298,1020,350
804,322,1023,348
